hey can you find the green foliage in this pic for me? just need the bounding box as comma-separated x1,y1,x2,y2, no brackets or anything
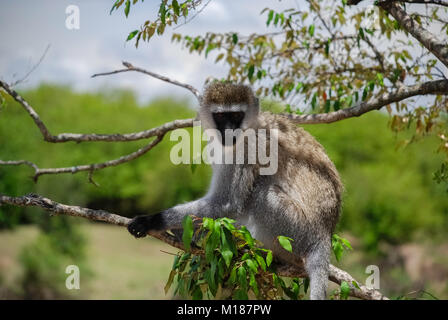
433,162,448,192
110,0,202,47
165,217,312,300
332,234,352,262
339,281,350,300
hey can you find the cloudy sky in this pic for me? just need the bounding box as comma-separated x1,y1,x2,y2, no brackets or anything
0,0,300,104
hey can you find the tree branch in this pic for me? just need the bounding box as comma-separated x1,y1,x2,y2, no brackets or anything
0,193,388,300
348,0,448,6
92,61,201,99
283,79,448,124
379,2,448,67
0,136,163,182
0,78,194,143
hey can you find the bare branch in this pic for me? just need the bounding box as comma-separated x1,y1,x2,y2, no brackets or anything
283,79,448,124
0,79,54,141
0,193,388,300
0,78,194,143
380,2,448,67
92,61,201,99
0,136,163,181
39,118,193,143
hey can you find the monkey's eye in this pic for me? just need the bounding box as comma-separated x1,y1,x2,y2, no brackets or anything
231,112,245,122
214,113,224,119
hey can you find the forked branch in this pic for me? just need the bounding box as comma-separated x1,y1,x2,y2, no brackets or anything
92,61,201,98
0,135,163,182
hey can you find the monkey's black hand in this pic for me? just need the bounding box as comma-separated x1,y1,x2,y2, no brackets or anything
127,213,166,238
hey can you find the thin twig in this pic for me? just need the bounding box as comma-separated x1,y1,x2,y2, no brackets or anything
92,61,201,98
10,44,51,87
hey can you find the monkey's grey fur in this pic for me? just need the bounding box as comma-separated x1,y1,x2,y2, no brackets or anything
128,82,343,300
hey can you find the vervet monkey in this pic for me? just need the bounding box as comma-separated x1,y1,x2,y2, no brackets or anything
128,82,343,300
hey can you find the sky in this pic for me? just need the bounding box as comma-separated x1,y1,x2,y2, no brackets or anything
0,0,298,104
1,0,446,107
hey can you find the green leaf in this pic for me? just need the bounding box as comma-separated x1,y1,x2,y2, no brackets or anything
192,286,203,300
362,86,368,101
202,217,214,230
267,10,274,26
311,93,317,110
221,249,233,268
249,272,259,296
334,100,341,111
164,269,176,294
233,289,249,300
358,27,365,40
182,215,194,251
110,0,120,15
325,39,331,56
340,237,353,250
255,254,266,271
308,24,315,37
245,259,258,273
237,266,247,290
159,2,167,24
304,278,310,294
333,241,343,262
266,250,273,267
278,236,293,253
126,30,139,41
124,0,131,18
376,73,384,86
222,227,237,255
172,254,180,269
340,281,350,300
248,65,255,81
172,0,180,16
228,266,238,285
232,33,238,44
205,227,220,262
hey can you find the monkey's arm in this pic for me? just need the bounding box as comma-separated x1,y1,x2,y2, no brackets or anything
127,197,224,238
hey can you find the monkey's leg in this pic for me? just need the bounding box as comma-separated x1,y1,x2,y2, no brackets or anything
305,244,330,300
127,197,224,238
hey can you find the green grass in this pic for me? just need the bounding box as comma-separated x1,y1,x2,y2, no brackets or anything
0,223,175,299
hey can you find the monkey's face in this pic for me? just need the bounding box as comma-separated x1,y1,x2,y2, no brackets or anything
199,83,260,146
212,111,245,145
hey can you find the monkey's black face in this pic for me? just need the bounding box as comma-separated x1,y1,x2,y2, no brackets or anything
212,111,245,145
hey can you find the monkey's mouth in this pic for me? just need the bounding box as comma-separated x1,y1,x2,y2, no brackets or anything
212,112,245,146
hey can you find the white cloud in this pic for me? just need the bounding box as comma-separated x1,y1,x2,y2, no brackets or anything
0,0,300,103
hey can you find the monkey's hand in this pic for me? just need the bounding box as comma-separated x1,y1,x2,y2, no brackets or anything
127,213,165,238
